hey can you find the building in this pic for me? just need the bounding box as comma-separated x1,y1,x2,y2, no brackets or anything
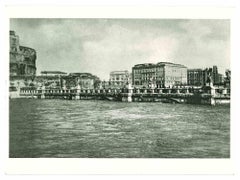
109,70,130,88
224,69,231,87
101,80,110,89
132,63,156,87
132,62,187,88
62,73,100,89
10,30,37,76
187,66,224,86
187,69,207,86
217,73,224,85
160,62,187,87
212,65,219,85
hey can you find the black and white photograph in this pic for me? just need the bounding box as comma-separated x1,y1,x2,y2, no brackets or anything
9,18,231,159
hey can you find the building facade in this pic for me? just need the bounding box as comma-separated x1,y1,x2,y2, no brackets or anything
161,62,187,87
187,69,207,86
217,73,224,85
187,66,223,86
132,63,156,87
224,69,231,87
109,70,130,88
10,31,37,76
62,73,100,89
212,66,219,85
132,62,187,88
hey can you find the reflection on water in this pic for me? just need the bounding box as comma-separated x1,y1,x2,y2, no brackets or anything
9,99,230,158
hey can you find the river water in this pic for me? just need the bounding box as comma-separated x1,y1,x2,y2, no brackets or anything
9,99,230,158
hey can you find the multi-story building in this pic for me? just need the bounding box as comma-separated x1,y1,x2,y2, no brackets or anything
187,69,207,86
10,31,37,76
160,62,187,87
109,70,130,88
132,63,156,87
217,73,224,85
187,66,224,86
132,62,187,88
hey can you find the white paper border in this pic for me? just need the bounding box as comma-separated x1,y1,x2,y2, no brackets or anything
2,5,239,175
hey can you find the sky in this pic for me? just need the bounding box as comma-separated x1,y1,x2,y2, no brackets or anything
10,19,230,80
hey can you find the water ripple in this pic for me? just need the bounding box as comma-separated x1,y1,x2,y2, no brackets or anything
9,99,230,158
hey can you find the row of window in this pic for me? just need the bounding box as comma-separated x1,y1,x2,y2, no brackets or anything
110,78,126,81
133,67,187,74
134,76,186,80
133,80,183,85
134,69,186,75
133,68,155,74
133,67,165,74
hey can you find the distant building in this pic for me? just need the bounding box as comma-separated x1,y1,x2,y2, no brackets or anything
217,73,224,85
41,71,67,76
62,73,100,89
187,66,224,86
212,65,219,85
132,63,155,87
160,62,187,87
187,69,207,86
132,62,187,88
224,69,231,87
10,30,37,76
109,70,130,88
101,80,110,89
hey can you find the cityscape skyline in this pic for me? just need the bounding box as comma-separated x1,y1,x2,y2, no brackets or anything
10,19,230,80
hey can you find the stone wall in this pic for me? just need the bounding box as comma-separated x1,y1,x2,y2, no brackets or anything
9,31,37,76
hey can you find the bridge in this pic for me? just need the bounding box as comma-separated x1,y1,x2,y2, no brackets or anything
14,84,230,105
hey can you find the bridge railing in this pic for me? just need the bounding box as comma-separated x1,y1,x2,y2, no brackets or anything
19,86,230,97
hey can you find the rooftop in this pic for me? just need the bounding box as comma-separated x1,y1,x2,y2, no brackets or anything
187,68,204,71
69,73,99,79
110,70,129,74
133,62,187,68
133,63,156,68
156,62,187,68
69,72,92,76
41,71,67,74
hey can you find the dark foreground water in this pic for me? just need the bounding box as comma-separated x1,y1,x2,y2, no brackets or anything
9,99,230,158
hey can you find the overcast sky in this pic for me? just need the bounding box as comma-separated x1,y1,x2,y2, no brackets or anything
10,19,230,80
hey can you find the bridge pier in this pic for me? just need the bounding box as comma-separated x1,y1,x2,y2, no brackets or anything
41,93,45,99
122,84,133,102
41,85,45,99
75,84,81,100
151,87,155,94
222,88,227,95
210,86,216,105
127,84,133,102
